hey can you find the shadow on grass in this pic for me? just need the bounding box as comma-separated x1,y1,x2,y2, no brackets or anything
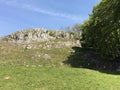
63,47,120,75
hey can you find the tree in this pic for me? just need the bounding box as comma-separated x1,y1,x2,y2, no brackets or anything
72,24,82,32
65,24,82,40
81,0,120,59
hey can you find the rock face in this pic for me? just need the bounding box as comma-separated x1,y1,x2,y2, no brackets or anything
1,28,81,48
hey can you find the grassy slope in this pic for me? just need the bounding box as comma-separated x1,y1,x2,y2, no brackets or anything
0,42,71,66
0,42,120,90
0,66,120,90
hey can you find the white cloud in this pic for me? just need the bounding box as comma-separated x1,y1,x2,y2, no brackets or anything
0,0,86,21
22,4,84,21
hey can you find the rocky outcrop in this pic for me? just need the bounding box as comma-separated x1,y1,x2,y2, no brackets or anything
1,28,81,48
1,28,80,43
23,40,81,50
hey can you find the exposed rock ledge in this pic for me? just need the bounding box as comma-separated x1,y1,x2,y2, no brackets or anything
0,28,81,48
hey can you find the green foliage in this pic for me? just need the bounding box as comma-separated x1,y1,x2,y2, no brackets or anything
81,0,120,59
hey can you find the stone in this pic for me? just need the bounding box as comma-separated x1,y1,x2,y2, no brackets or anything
24,45,32,49
4,76,11,80
0,28,82,49
42,54,51,60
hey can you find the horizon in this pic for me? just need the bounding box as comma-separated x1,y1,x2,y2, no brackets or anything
0,0,100,37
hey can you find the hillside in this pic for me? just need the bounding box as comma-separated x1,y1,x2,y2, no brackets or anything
0,28,120,90
0,28,81,66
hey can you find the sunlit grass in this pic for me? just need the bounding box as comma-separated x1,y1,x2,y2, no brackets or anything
0,42,120,90
0,66,120,90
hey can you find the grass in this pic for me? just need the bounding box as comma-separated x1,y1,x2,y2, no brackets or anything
0,42,120,90
0,42,72,66
0,66,120,90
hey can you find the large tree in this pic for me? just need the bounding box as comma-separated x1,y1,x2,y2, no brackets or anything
81,0,120,59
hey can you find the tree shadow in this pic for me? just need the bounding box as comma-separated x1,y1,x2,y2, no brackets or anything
63,46,120,75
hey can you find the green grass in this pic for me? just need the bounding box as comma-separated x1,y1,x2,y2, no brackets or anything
0,42,72,66
0,66,120,90
0,42,120,90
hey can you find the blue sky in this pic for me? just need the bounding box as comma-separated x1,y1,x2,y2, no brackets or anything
0,0,100,36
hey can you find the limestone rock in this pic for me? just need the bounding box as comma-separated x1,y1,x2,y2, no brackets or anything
1,28,81,43
42,54,51,60
0,28,81,48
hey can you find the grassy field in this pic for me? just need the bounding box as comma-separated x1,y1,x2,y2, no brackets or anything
0,42,120,90
0,66,120,90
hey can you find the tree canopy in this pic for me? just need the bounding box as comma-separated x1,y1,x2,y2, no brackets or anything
81,0,120,59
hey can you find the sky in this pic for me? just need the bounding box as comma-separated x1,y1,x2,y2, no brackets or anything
0,0,100,37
